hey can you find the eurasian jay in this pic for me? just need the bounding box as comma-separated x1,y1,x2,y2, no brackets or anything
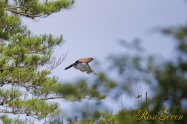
65,57,96,74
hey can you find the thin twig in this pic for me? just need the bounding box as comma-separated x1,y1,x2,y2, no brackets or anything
120,91,125,110
128,74,142,103
145,92,149,110
47,52,67,71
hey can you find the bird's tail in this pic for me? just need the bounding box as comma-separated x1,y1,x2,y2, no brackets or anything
65,64,74,70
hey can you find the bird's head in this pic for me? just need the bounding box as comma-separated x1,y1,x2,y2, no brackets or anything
88,57,95,61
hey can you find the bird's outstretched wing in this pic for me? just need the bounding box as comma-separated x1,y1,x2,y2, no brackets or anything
74,63,96,75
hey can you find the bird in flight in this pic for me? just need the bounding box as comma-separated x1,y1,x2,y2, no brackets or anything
65,57,96,75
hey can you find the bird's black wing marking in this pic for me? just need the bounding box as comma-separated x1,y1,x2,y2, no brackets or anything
74,63,82,71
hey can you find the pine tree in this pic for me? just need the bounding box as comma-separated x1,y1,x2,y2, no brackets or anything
0,0,104,123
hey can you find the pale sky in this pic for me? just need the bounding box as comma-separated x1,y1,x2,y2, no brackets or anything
23,0,187,81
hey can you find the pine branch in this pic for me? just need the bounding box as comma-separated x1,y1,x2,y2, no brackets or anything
39,96,66,100
5,7,46,19
0,109,42,121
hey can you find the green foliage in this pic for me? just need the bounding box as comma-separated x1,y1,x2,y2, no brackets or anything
56,81,106,101
4,0,74,19
0,115,12,124
0,13,24,40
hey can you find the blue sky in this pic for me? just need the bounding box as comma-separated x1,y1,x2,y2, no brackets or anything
23,0,187,81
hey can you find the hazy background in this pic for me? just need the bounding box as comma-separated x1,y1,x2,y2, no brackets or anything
19,0,187,121
22,0,187,81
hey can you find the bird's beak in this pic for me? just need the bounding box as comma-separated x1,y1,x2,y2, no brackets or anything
92,58,95,60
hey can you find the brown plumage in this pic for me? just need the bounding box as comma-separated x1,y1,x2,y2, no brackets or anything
65,57,96,74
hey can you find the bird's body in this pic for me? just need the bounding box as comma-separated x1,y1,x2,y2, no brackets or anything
65,57,96,74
